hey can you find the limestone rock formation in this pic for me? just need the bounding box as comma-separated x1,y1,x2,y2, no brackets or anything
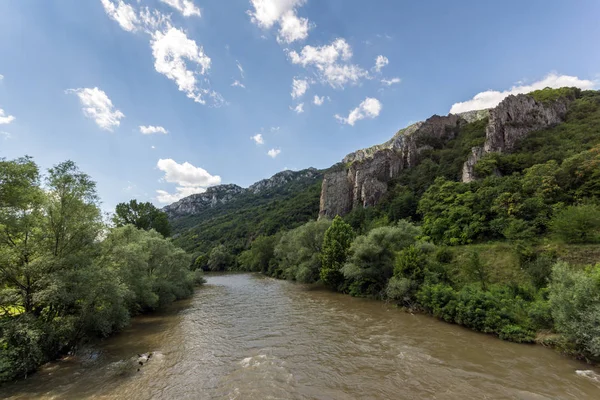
320,112,486,219
461,94,571,182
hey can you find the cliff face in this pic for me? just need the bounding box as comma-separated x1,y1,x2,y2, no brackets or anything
319,112,484,218
320,94,574,219
461,94,571,182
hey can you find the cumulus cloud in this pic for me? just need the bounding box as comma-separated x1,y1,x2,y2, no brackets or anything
381,77,401,86
374,55,388,72
291,78,309,99
66,87,124,131
313,95,325,105
288,38,369,88
231,80,246,88
248,0,311,44
151,27,214,104
277,10,310,44
291,103,304,114
267,148,281,158
0,109,15,125
251,133,264,144
159,0,201,17
101,0,139,31
335,97,382,126
100,1,222,106
140,125,168,134
0,74,4,80
450,73,597,114
156,158,221,203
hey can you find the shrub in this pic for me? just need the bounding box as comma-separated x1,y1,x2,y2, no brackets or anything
548,261,600,357
550,204,600,244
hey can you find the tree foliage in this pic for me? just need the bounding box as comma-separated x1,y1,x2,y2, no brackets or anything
113,199,171,238
320,216,354,289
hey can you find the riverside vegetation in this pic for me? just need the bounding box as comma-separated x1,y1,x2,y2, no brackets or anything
178,88,600,362
0,158,204,382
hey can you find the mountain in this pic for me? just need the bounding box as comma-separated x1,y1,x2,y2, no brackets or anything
168,87,599,255
168,168,324,254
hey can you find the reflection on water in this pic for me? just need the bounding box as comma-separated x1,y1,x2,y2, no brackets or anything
2,273,600,399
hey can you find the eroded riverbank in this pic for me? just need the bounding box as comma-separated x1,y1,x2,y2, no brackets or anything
2,273,599,399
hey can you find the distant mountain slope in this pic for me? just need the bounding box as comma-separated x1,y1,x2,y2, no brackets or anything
169,168,324,254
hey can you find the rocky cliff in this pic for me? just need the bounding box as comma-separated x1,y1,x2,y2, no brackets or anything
461,94,572,182
248,168,320,194
319,111,487,218
320,93,574,219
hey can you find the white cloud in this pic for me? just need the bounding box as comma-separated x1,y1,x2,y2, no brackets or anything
251,133,264,144
231,80,246,88
150,27,214,104
277,10,309,44
151,145,156,149
291,103,304,114
450,73,597,114
267,148,281,158
288,38,369,88
313,95,329,105
291,78,309,99
66,87,124,131
381,77,401,86
335,97,382,126
139,7,171,31
156,158,221,203
0,131,10,139
156,186,205,203
159,0,201,17
0,74,4,80
140,125,169,134
100,2,222,106
248,0,310,44
101,0,139,32
271,126,280,132
0,109,15,125
374,55,388,72
236,60,245,78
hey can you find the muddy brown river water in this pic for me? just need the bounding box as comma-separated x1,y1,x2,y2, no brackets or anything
2,273,600,399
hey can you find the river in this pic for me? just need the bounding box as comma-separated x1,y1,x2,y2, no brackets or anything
2,273,599,399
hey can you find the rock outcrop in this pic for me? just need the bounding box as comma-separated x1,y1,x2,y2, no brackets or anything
319,93,574,219
163,184,246,219
319,112,486,218
461,94,571,182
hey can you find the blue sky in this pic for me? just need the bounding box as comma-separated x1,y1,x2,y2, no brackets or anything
1,0,599,210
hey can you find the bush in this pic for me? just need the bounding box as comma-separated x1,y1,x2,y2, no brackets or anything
548,261,600,357
550,204,600,244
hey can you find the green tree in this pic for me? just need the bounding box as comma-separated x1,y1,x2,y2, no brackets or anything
274,219,332,283
549,261,600,357
320,216,354,290
208,244,234,271
237,235,279,273
550,204,600,244
342,221,420,297
113,199,171,238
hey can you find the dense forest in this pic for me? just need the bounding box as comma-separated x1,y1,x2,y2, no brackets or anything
183,88,600,361
0,158,203,382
